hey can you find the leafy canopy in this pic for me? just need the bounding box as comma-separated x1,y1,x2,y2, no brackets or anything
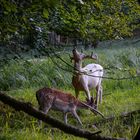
0,0,140,43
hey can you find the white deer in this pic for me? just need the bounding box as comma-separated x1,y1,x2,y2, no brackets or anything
71,48,103,109
36,87,104,126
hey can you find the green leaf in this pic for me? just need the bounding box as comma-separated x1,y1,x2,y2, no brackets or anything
43,9,49,18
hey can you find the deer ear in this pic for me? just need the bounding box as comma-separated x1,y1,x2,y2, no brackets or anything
86,98,90,103
72,46,77,54
91,97,94,103
73,46,76,50
91,52,98,60
90,97,96,108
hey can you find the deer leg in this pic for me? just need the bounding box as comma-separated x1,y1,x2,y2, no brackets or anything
99,85,103,104
38,105,52,126
64,112,68,124
75,89,79,98
38,96,53,126
38,106,43,126
84,86,91,103
95,85,100,110
71,109,83,126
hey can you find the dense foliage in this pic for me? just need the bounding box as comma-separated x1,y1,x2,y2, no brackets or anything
0,0,140,48
0,1,140,139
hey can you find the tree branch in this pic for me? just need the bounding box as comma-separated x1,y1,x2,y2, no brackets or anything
93,110,140,126
0,92,126,140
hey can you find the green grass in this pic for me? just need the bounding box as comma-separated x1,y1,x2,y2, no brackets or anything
0,38,140,139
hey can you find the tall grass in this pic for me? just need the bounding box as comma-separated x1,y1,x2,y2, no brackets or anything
0,38,140,139
0,46,139,91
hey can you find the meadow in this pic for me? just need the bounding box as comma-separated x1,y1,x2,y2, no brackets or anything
0,38,140,140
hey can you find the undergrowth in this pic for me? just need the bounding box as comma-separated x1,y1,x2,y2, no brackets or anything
0,38,140,139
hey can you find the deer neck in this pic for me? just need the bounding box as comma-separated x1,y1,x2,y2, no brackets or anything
74,61,83,73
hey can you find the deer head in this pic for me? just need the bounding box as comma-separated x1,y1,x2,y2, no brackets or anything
71,48,98,62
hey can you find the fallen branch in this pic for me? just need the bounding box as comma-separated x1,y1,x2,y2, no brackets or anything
0,92,126,140
93,110,140,126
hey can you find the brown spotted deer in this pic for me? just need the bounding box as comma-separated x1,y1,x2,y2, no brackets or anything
36,87,104,126
71,48,103,109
